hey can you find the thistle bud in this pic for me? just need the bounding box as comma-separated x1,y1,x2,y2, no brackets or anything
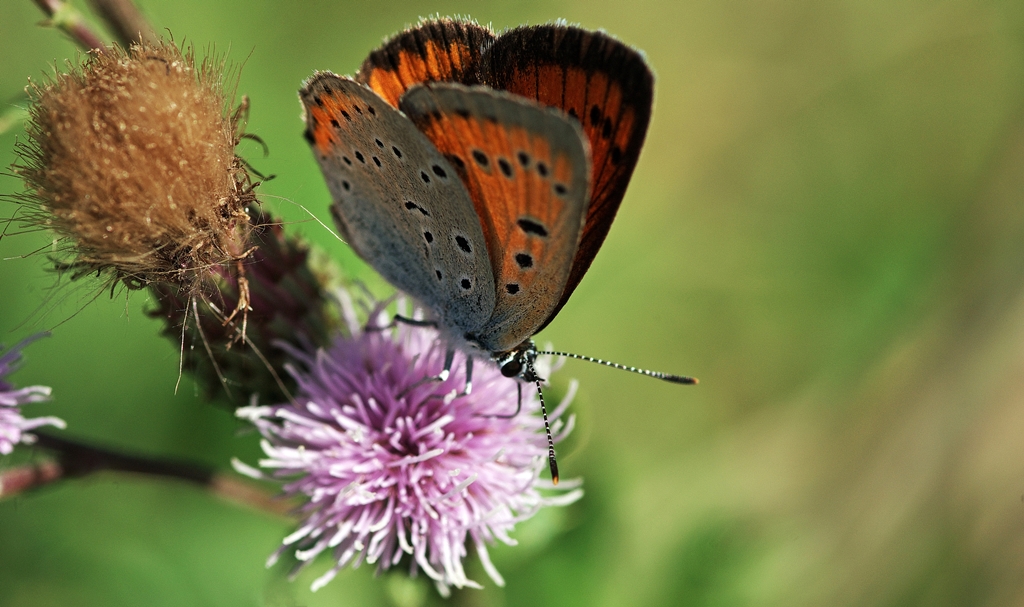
10,41,336,404
149,208,336,404
12,40,253,295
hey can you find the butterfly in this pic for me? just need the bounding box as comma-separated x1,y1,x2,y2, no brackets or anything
300,19,695,479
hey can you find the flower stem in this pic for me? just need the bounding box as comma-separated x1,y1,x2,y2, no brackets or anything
31,0,107,52
31,431,213,483
0,431,295,517
0,460,62,498
86,0,157,47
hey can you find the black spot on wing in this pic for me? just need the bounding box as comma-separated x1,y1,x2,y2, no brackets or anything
610,146,622,165
517,218,548,237
403,199,431,216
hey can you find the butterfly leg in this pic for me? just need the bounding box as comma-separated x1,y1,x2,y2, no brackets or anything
455,356,474,397
394,315,438,328
397,347,456,399
481,381,523,419
440,347,455,382
365,314,439,332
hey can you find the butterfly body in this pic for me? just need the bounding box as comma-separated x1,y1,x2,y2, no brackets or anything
301,19,654,372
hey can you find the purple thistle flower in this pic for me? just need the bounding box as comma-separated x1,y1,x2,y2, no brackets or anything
0,334,63,455
235,292,581,594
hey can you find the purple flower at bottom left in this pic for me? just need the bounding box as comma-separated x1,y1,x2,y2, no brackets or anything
0,334,63,455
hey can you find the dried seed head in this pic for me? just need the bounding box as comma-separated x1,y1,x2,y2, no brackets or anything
12,40,254,292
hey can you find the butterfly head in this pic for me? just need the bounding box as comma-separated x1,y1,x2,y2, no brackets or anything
494,340,541,383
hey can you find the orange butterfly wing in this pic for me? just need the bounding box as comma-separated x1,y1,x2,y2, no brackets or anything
481,25,654,329
401,84,591,353
355,19,653,341
357,19,495,108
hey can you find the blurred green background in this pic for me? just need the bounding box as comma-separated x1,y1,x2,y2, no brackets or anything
3,0,1024,605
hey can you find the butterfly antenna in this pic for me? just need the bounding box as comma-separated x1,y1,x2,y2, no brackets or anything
533,375,559,485
535,351,698,385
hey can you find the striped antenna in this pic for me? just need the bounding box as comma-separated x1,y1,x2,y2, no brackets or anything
533,378,559,485
517,346,695,485
535,351,698,385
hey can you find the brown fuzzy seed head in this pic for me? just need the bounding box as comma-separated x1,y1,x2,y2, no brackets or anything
15,41,253,290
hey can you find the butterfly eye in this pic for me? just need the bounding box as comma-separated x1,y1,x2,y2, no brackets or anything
500,359,523,378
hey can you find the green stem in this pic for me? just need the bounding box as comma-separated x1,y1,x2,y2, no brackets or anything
31,0,107,51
